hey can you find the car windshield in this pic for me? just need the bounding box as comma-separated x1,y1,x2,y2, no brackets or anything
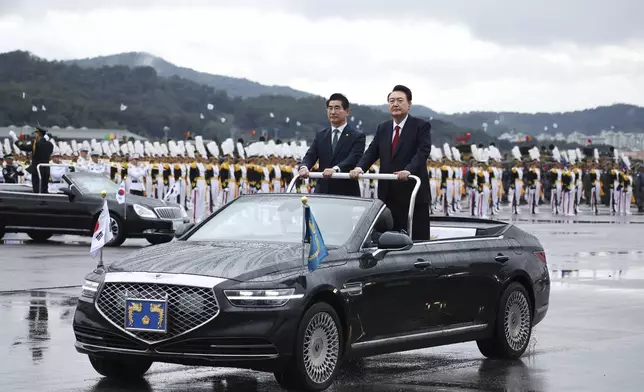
68,173,120,194
187,195,371,246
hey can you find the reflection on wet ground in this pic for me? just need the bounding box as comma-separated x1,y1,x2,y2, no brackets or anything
1,210,644,391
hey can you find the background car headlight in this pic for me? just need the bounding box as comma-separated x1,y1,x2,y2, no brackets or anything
224,288,303,307
133,204,156,218
81,280,100,301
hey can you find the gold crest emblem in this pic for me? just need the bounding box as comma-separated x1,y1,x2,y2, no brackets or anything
142,315,151,325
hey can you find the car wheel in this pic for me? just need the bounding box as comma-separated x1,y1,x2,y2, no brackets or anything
274,302,343,391
88,355,152,379
477,282,532,359
27,231,53,242
146,235,173,245
105,213,126,247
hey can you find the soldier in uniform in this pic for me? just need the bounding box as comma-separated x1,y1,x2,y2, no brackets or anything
127,154,147,196
561,162,574,216
2,155,24,183
508,146,523,215
588,161,602,215
635,165,644,212
525,147,541,215
10,127,54,193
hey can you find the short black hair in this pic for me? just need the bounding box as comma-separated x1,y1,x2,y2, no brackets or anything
326,93,350,110
388,85,412,102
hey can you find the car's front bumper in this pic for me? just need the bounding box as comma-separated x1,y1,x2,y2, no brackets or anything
73,292,301,371
125,218,189,238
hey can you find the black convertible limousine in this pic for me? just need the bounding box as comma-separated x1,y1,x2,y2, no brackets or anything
72,174,550,391
0,171,189,246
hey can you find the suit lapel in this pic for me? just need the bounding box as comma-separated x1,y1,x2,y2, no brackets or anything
392,116,413,159
331,126,352,160
384,120,394,161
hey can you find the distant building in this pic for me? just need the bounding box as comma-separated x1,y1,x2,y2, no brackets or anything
0,125,147,142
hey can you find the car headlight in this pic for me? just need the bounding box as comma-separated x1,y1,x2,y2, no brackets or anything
133,204,156,218
224,288,303,307
81,279,100,301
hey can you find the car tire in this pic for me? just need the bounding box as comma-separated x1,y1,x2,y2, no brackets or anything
476,282,533,360
27,231,53,242
146,235,173,246
88,355,152,379
274,302,343,391
105,213,126,247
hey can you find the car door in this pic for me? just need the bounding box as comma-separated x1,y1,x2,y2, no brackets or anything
40,191,97,231
434,238,504,326
343,242,445,341
0,189,25,228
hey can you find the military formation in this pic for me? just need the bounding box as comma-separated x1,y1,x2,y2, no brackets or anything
1,132,643,220
428,143,643,217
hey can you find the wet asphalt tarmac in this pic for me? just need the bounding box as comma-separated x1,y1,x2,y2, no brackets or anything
2,207,644,392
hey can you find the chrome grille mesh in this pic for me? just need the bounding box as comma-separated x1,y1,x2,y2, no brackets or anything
154,207,183,219
96,282,219,343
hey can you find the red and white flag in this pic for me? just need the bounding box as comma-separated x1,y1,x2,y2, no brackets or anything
116,181,126,204
91,199,113,258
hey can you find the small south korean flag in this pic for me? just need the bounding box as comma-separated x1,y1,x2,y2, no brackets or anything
116,181,126,204
90,199,113,258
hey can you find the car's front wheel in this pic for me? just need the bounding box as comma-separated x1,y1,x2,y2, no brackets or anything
274,302,343,391
28,231,53,242
105,213,126,247
88,356,152,379
477,282,533,359
146,235,173,245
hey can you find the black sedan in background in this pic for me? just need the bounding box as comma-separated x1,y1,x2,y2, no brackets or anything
73,193,550,391
0,172,189,245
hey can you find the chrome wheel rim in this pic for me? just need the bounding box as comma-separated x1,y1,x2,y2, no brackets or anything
303,312,339,385
504,291,531,352
109,217,119,240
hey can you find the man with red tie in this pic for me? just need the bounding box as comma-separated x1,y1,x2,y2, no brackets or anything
350,85,431,240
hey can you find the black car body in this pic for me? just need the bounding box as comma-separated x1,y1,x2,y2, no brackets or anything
73,193,550,391
0,172,190,245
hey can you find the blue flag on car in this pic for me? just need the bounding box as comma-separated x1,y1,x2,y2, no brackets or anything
304,205,328,272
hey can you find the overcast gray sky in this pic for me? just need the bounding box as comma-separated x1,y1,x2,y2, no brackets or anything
1,0,643,113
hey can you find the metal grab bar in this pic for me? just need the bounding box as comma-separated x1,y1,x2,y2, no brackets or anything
286,172,421,238
37,163,76,193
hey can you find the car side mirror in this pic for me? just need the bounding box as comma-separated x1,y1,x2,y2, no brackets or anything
377,231,413,251
174,222,195,239
367,231,413,261
59,186,75,200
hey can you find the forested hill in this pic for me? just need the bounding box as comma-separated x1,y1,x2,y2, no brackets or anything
0,51,483,145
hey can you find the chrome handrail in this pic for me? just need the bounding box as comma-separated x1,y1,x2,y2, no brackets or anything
286,172,421,238
37,163,76,193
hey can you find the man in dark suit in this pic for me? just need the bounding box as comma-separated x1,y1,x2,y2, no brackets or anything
13,127,54,193
350,85,431,241
300,93,366,196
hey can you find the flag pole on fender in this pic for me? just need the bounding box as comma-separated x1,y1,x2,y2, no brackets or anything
301,195,308,277
91,190,113,270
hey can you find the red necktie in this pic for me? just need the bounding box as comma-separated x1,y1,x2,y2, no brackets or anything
391,125,401,154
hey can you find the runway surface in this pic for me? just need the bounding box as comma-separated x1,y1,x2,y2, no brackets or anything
2,208,644,391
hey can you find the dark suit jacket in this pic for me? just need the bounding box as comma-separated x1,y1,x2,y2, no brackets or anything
15,138,54,177
301,125,365,196
357,115,431,205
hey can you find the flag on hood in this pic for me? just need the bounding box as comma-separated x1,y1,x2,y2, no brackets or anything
90,199,113,257
116,181,126,204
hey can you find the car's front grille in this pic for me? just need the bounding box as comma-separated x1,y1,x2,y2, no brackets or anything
154,207,183,220
96,282,219,343
156,337,279,357
74,325,146,351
